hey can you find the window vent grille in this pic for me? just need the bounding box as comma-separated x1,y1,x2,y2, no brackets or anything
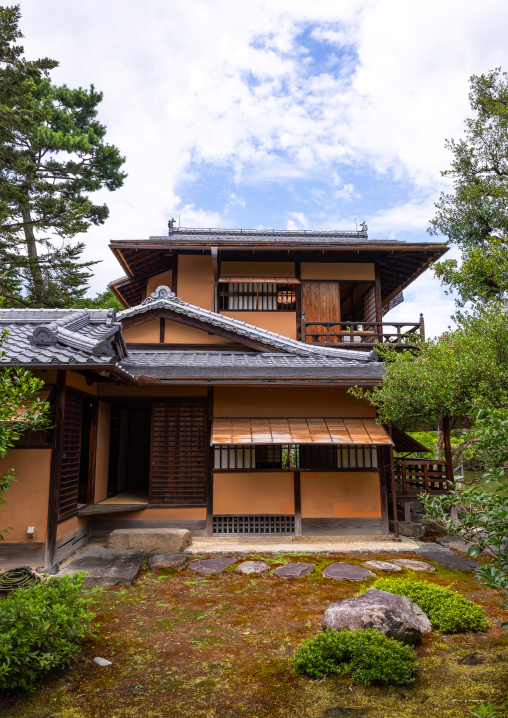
213,444,378,470
213,514,295,535
218,282,296,311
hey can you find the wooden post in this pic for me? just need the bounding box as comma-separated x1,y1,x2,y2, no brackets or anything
374,270,383,344
443,414,454,489
301,314,306,344
387,423,400,541
86,401,99,507
378,448,389,535
419,313,425,342
293,471,302,536
206,387,214,537
44,370,66,569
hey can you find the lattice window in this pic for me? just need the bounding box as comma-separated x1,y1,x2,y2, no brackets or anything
337,445,378,469
58,390,84,521
299,444,337,470
214,445,256,470
217,282,296,311
213,514,295,535
362,285,377,322
150,400,207,505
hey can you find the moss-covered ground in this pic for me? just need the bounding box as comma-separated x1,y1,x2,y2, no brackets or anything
1,550,507,718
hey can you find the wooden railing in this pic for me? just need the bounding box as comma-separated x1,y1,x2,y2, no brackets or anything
301,319,424,349
389,459,452,496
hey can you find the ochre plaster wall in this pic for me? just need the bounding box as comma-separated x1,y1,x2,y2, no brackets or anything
98,507,207,521
56,515,89,539
220,261,295,278
214,387,375,418
147,270,172,295
301,263,375,281
0,449,51,542
213,473,294,515
177,255,214,309
300,471,381,518
66,372,98,395
221,311,297,339
94,401,111,503
123,319,160,343
164,319,230,344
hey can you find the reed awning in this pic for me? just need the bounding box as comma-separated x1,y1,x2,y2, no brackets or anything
211,418,392,445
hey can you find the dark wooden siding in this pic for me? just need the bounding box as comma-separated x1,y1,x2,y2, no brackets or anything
150,400,207,505
301,281,340,322
58,390,84,521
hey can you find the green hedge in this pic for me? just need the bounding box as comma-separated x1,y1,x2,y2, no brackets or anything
370,578,487,633
0,573,93,691
293,629,417,685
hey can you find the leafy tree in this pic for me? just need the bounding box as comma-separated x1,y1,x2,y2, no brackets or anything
349,303,508,429
0,313,50,538
429,68,508,305
422,408,508,629
0,4,126,308
71,288,123,311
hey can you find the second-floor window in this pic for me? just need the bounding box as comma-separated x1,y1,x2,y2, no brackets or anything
217,281,297,311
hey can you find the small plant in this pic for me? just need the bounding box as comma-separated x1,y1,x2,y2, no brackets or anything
293,629,417,686
470,702,498,718
370,578,487,633
0,573,93,691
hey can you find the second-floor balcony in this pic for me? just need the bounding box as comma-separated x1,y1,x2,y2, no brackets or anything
301,317,425,350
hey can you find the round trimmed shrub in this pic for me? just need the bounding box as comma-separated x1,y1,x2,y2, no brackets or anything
0,573,93,691
293,629,417,685
370,578,487,633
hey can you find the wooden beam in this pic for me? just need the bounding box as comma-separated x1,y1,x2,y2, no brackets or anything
293,470,302,536
87,401,98,507
206,387,214,537
443,415,454,486
121,308,283,353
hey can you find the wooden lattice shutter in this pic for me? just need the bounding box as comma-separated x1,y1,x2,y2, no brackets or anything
150,400,207,505
58,390,84,520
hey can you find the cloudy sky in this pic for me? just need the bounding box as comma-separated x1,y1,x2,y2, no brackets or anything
17,0,508,336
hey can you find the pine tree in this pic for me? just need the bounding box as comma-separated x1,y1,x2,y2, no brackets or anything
0,4,126,307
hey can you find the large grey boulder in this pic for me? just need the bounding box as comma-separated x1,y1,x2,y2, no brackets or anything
322,587,432,645
106,528,191,553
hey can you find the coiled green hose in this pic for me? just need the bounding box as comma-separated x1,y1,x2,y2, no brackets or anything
0,566,40,593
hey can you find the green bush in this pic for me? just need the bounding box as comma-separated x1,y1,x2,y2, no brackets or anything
293,629,417,685
0,573,93,691
370,578,488,633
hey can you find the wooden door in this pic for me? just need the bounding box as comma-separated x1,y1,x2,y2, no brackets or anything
58,390,84,520
150,399,207,505
301,282,340,343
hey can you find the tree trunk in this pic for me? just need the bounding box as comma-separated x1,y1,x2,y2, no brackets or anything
435,414,444,460
22,206,46,305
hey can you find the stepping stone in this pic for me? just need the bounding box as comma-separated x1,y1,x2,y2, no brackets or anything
364,560,403,573
235,561,270,575
273,563,315,578
148,553,189,570
188,558,237,575
391,559,435,572
416,544,478,572
322,563,375,581
54,547,145,587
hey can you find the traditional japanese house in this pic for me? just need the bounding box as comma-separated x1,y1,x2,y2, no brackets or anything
0,226,451,569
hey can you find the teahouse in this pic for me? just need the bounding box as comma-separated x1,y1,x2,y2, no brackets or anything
0,225,452,568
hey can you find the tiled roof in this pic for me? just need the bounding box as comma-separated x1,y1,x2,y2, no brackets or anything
118,286,376,361
119,350,383,382
0,308,126,366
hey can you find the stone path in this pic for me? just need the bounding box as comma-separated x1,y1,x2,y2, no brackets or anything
188,558,237,575
236,560,271,574
322,562,375,581
364,560,402,572
417,543,478,572
55,546,145,587
391,559,435,572
273,563,315,578
148,553,189,570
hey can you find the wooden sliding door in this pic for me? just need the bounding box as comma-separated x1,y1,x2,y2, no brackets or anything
301,281,340,342
150,399,208,505
58,390,84,520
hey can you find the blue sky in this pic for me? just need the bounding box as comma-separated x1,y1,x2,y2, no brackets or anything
17,0,508,336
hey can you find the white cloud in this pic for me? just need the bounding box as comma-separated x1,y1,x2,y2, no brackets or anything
334,183,358,201
14,0,508,325
286,211,308,229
